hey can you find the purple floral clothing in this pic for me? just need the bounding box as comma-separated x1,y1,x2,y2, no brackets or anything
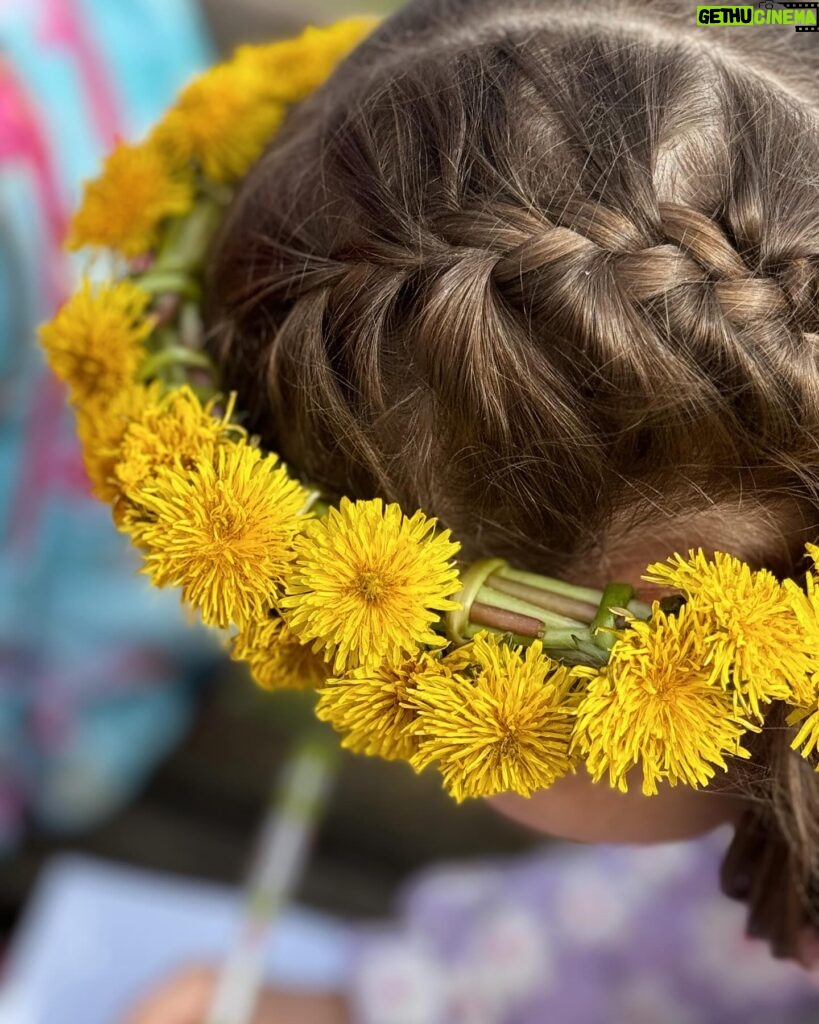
348,827,819,1024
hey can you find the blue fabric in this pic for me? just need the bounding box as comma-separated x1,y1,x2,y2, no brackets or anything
0,0,221,849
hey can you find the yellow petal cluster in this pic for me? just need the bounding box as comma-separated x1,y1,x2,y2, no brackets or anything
133,444,309,629
316,651,453,761
39,278,153,403
782,568,819,761
783,569,819,706
114,386,243,512
280,497,462,674
153,63,284,184
235,18,381,103
75,381,165,502
151,18,376,183
68,139,194,256
231,615,328,691
572,601,754,796
643,549,811,719
790,704,819,762
407,633,580,802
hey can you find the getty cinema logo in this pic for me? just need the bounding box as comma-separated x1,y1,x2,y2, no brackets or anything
697,2,818,30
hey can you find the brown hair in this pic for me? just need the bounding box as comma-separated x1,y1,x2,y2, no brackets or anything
204,0,819,958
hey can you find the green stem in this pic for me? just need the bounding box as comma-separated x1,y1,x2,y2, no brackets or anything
445,558,508,643
152,196,224,275
139,346,215,380
486,573,599,622
462,624,542,647
475,584,584,629
166,363,190,387
538,626,595,648
179,302,204,349
138,269,201,301
546,642,610,668
492,564,604,606
589,582,635,653
469,600,543,638
460,620,606,666
627,597,652,619
187,380,221,403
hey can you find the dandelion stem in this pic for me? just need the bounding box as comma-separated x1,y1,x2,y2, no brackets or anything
627,597,653,619
461,622,540,647
446,558,508,643
486,574,599,622
539,626,595,648
469,601,543,637
492,564,604,606
137,269,201,300
179,301,204,349
590,582,635,652
152,196,223,274
475,584,584,629
139,345,215,380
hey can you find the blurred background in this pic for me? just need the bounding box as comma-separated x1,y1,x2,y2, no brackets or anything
0,0,537,990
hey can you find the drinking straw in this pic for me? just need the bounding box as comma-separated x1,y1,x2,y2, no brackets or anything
205,732,338,1024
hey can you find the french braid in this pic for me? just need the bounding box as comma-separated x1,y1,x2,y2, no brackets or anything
205,0,819,958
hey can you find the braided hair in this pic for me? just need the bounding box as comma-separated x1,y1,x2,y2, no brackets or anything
205,0,819,958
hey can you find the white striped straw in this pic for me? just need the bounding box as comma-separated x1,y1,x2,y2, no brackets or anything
205,734,337,1024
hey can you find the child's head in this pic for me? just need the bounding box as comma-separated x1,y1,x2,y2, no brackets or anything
204,0,819,958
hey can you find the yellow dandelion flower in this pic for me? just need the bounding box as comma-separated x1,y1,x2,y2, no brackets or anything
790,702,819,764
153,62,283,183
114,386,243,510
74,380,164,502
782,570,819,764
316,650,453,761
67,139,194,257
132,443,309,629
782,571,819,709
39,278,152,403
643,549,811,719
572,601,753,796
231,614,327,691
279,496,462,675
406,633,579,802
235,18,379,104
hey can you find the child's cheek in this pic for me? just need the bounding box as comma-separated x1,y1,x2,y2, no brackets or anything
487,768,744,844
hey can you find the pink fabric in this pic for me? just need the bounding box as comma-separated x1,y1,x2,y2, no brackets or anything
39,0,120,149
0,0,128,544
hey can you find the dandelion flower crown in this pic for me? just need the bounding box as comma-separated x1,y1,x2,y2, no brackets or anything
40,17,819,803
